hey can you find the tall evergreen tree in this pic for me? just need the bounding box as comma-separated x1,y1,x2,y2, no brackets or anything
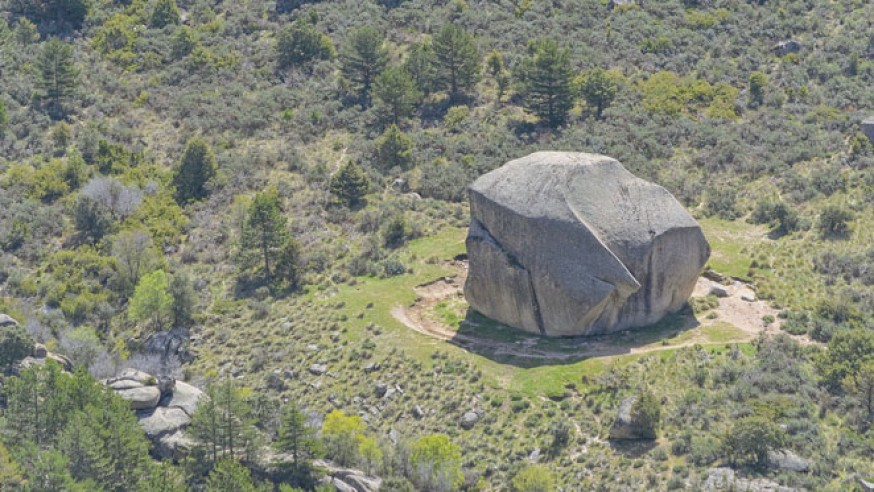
190,380,258,468
432,24,480,101
169,269,196,327
340,27,389,107
37,38,80,119
241,190,289,281
374,66,421,124
329,161,370,208
404,41,437,97
517,39,574,128
173,138,217,204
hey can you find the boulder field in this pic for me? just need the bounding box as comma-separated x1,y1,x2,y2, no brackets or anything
464,152,710,337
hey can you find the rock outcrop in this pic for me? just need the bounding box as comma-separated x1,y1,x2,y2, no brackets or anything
609,396,656,440
464,152,710,337
104,369,204,460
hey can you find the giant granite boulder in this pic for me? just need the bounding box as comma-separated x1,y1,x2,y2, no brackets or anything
464,152,710,337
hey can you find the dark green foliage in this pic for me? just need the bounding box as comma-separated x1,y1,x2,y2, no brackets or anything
277,22,335,71
205,459,257,492
341,27,389,107
276,0,321,15
189,380,259,467
10,0,89,30
580,68,618,119
382,477,416,491
275,238,303,290
0,100,8,135
404,41,437,96
37,38,79,119
749,200,802,236
382,215,408,249
817,205,853,239
169,269,196,327
516,39,575,127
629,390,661,439
241,190,289,282
170,26,198,59
374,66,420,124
329,161,370,207
173,138,217,204
0,323,33,369
432,24,480,100
748,71,767,107
277,406,320,463
818,328,874,390
375,124,413,171
722,416,785,467
74,195,112,245
151,0,181,29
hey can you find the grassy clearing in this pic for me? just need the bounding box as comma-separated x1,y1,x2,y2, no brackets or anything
698,217,764,280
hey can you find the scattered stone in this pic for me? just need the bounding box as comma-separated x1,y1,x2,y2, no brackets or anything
313,459,382,492
375,383,388,398
460,411,480,430
859,478,874,492
707,284,729,298
412,405,425,419
330,332,341,343
266,372,286,391
280,322,293,330
464,152,709,337
768,449,810,472
363,362,379,373
740,292,757,302
388,429,400,444
0,314,19,327
309,363,328,376
306,344,320,352
608,0,634,9
117,386,162,410
528,448,541,463
773,39,802,57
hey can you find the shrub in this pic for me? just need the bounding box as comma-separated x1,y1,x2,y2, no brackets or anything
817,205,853,239
0,323,34,369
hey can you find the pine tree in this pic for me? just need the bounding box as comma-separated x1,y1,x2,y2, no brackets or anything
329,161,370,208
277,22,335,71
404,41,437,97
205,459,257,492
580,68,618,119
432,24,480,101
341,27,389,107
173,138,217,204
190,381,258,467
517,39,574,128
0,323,34,370
37,38,80,119
374,66,421,124
748,71,767,107
274,238,303,290
375,124,413,172
241,189,289,281
277,406,320,464
151,0,181,28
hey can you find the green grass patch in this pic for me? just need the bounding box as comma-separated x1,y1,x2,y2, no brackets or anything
698,217,763,280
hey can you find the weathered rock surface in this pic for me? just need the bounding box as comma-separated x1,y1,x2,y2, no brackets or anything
768,449,810,472
609,397,655,440
0,313,19,327
314,459,382,492
104,369,204,460
704,467,796,492
465,152,710,337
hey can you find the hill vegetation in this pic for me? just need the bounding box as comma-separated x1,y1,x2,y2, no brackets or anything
0,0,873,490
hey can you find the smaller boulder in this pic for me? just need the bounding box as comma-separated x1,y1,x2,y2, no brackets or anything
157,375,176,395
412,405,425,419
708,285,729,298
768,449,809,472
117,386,162,410
0,314,19,327
374,383,388,398
460,411,479,430
309,363,327,376
773,40,802,57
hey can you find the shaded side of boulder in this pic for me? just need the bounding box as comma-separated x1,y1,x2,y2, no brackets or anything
609,397,656,440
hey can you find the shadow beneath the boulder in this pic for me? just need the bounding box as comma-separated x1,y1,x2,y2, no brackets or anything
607,439,659,458
444,307,702,368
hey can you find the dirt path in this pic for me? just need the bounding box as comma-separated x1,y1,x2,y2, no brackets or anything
391,262,814,362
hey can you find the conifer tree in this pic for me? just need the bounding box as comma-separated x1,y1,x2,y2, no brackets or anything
151,0,181,28
580,68,618,119
329,161,370,207
374,66,421,124
37,38,80,119
277,22,335,71
173,138,217,204
375,124,413,172
241,190,289,281
433,24,480,101
341,27,389,107
517,39,574,128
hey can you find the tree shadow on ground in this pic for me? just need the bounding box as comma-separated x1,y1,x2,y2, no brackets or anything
444,307,701,369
